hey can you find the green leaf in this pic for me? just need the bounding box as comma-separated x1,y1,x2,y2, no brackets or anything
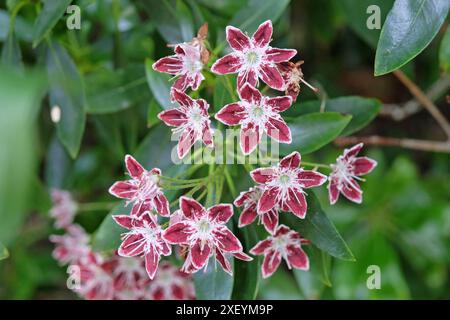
193,257,234,300
1,32,23,70
213,76,236,112
145,58,177,110
147,99,163,128
374,0,450,76
439,27,450,73
281,112,352,155
0,9,33,42
44,134,71,188
229,0,290,34
86,65,149,114
47,41,86,158
285,97,381,136
280,192,355,261
259,269,303,300
32,0,72,47
0,242,9,261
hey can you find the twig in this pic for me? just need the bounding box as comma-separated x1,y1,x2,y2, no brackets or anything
335,136,450,153
393,70,450,139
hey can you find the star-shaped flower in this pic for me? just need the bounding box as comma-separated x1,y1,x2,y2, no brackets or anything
215,83,293,154
250,151,327,218
328,143,377,204
113,211,171,280
49,224,90,265
109,155,170,217
250,225,309,278
211,20,297,90
158,89,214,159
163,197,251,275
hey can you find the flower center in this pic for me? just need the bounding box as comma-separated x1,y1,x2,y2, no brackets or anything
136,173,159,202
186,105,206,134
184,59,203,75
252,105,264,118
279,174,291,186
245,50,260,66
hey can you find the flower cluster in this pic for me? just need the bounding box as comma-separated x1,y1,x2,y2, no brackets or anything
49,189,195,300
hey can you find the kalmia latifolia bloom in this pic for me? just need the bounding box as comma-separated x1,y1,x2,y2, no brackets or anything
277,60,319,102
164,197,252,275
328,143,377,204
250,225,309,278
234,186,280,234
50,224,90,265
158,89,214,159
109,155,169,217
211,20,296,90
112,256,148,299
251,151,327,219
215,83,293,154
49,189,78,229
113,211,171,280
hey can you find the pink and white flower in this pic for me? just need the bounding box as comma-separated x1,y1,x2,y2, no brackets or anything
112,256,148,299
109,155,170,217
49,189,78,229
215,83,293,154
277,61,309,102
153,43,205,92
163,197,252,275
234,186,279,234
49,224,90,265
211,20,297,90
250,152,327,218
250,225,309,278
328,143,377,204
158,89,214,159
113,211,171,280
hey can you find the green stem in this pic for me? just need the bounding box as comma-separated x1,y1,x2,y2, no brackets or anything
78,202,118,212
224,166,237,197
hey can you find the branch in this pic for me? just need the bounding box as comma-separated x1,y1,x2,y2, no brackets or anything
335,136,450,153
393,70,450,139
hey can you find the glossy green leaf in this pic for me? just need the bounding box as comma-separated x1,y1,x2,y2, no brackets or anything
47,41,86,158
213,76,236,112
44,134,71,189
0,242,9,261
281,112,351,155
281,192,355,261
374,0,450,76
193,257,234,300
33,0,72,47
439,27,450,73
147,100,162,128
145,58,176,110
285,97,381,135
259,269,303,300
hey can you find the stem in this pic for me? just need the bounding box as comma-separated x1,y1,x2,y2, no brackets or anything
224,166,237,197
78,202,118,212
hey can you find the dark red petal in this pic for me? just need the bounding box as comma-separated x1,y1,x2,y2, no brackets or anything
211,53,242,74
164,222,193,244
238,205,258,227
258,187,279,213
341,180,363,204
250,167,275,184
344,143,363,159
112,215,134,230
171,88,194,108
279,151,301,169
252,20,273,48
261,209,279,234
238,83,262,105
190,73,204,91
234,189,252,207
233,251,253,261
201,124,214,147
191,241,211,269
215,103,246,126
180,196,206,220
226,26,252,51
328,179,340,205
265,96,293,113
108,181,137,199
145,248,160,280
275,224,292,237
287,246,309,270
152,56,183,74
250,239,273,255
261,250,281,278
259,63,285,90
177,128,197,159
297,170,327,188
265,48,297,63
286,189,307,219
353,157,377,176
237,69,258,89
215,249,232,275
158,108,187,127
265,116,292,143
130,201,151,217
124,154,145,179
153,193,170,217
213,227,243,253
208,203,234,223
118,234,145,257
240,124,261,155
158,237,172,256
173,74,189,92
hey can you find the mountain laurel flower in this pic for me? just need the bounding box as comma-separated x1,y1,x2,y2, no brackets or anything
211,20,297,90
250,225,309,278
328,143,377,205
113,211,171,280
152,43,205,92
112,256,148,299
49,224,91,265
250,151,327,219
158,89,214,159
215,83,293,154
49,189,78,229
163,196,252,275
109,155,170,217
234,186,280,234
